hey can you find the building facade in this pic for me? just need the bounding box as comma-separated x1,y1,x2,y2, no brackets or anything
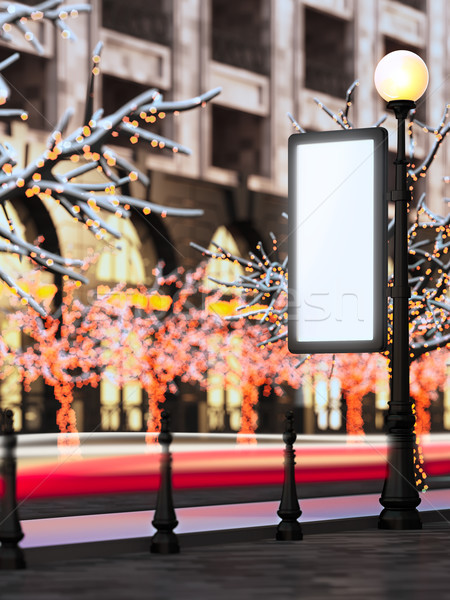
0,0,448,434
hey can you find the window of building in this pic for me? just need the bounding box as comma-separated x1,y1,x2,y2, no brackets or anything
100,378,144,431
204,226,247,432
204,225,244,289
211,0,270,75
212,105,268,176
96,215,158,287
206,346,243,433
394,0,425,10
304,8,354,98
102,74,170,155
96,214,158,432
102,0,173,45
0,200,59,432
0,47,49,130
0,326,23,430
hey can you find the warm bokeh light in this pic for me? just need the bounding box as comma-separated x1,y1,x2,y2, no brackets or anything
374,50,428,102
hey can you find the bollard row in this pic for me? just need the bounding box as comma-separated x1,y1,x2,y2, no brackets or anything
0,406,303,567
150,409,303,553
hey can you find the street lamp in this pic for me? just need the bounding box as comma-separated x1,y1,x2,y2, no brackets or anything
374,50,429,529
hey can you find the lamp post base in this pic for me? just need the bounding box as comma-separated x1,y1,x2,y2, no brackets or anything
378,507,422,530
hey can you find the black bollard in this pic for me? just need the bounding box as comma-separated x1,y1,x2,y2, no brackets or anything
0,409,25,569
150,410,180,554
276,410,303,541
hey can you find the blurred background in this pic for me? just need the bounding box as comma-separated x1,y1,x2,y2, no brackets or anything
0,0,448,437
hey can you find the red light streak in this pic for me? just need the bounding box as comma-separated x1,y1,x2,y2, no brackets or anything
2,442,447,501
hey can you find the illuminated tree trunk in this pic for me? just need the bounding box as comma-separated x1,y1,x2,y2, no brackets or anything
344,391,364,436
411,390,431,437
410,351,448,437
54,381,80,452
144,379,165,444
238,382,258,443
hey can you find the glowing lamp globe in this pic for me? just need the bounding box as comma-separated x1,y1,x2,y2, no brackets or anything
374,50,428,102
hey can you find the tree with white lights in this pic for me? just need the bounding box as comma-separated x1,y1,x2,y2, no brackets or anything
193,81,449,435
0,1,220,314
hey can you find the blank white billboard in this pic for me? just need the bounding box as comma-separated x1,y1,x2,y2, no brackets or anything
288,128,388,354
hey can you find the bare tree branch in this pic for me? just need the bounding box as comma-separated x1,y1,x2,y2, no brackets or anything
193,83,450,360
0,1,90,53
0,33,221,312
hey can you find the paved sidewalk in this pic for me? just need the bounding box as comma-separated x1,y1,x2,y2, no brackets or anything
1,521,450,600
0,489,447,598
11,487,449,577
4,433,449,598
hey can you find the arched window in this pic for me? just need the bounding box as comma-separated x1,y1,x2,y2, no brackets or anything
205,226,245,432
96,215,157,286
0,200,59,432
204,225,245,294
0,201,57,307
96,215,159,431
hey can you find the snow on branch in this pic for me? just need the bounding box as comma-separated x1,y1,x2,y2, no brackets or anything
191,221,289,346
408,104,450,180
407,194,450,359
0,1,90,53
193,82,449,359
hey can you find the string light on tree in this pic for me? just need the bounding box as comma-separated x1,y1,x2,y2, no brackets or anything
0,33,220,312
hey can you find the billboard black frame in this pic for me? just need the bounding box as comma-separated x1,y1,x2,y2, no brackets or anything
288,127,388,354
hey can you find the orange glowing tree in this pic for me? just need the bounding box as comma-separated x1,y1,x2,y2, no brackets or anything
6,262,306,441
217,318,304,439
153,283,306,440
304,353,380,436
0,4,221,437
5,265,201,439
8,276,101,447
410,349,449,437
7,266,181,440
88,278,184,441
91,264,306,440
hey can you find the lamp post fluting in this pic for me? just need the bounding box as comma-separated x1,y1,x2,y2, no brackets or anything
374,50,428,530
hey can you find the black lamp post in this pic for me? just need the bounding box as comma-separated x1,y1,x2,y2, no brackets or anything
374,50,429,529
